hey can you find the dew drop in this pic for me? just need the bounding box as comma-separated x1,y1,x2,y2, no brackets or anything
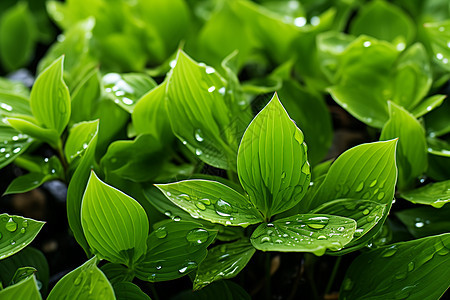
362,209,370,215
173,216,181,222
205,67,215,74
195,149,203,156
294,17,306,27
20,228,26,234
354,228,364,236
317,235,327,240
10,240,16,245
363,41,371,47
215,199,233,216
377,192,385,200
337,226,345,232
415,222,424,228
5,218,17,232
382,246,397,257
178,261,197,274
195,202,206,210
407,261,414,272
294,130,304,144
261,236,271,243
208,86,216,93
369,179,377,187
74,273,84,286
281,172,286,179
154,227,167,239
362,191,371,199
0,103,13,111
164,210,172,217
218,87,226,95
186,228,209,244
355,182,364,192
301,161,310,175
199,198,211,205
156,265,162,270
194,129,204,142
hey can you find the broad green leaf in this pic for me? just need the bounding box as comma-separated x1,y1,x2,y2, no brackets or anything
70,68,101,124
400,180,450,208
251,214,356,255
0,78,29,98
328,36,399,128
102,73,157,113
308,140,398,211
340,233,450,300
132,81,172,142
66,120,99,256
155,180,263,226
194,239,255,290
0,274,41,300
0,214,45,260
6,118,59,149
174,280,250,300
166,50,235,170
143,185,193,222
427,136,450,157
427,153,450,182
311,199,385,243
425,98,450,138
396,206,450,238
350,0,415,47
65,121,98,164
237,93,310,219
81,171,149,265
113,282,151,300
0,2,37,71
424,20,450,71
135,221,217,282
9,267,36,285
380,102,427,190
4,173,55,195
0,93,32,120
30,56,70,135
100,134,166,182
100,263,134,285
0,124,32,169
0,247,49,295
411,94,446,118
47,256,115,300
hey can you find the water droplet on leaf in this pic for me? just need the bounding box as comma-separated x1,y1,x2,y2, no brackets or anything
186,228,209,244
5,218,17,232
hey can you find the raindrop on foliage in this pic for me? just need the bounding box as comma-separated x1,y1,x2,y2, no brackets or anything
186,228,209,245
5,218,17,232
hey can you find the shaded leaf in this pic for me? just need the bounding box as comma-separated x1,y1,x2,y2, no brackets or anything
400,180,450,208
113,282,151,300
0,274,41,300
396,206,450,238
0,124,32,169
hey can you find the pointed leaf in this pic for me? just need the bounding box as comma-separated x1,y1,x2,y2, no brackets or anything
250,214,356,256
0,124,32,169
70,68,101,124
65,121,98,164
135,221,217,282
0,274,41,300
237,93,310,219
0,93,32,119
0,214,45,260
81,171,149,265
6,118,59,149
10,267,37,286
194,239,255,290
113,282,151,300
47,256,114,300
155,180,263,226
340,233,450,300
411,94,446,118
400,180,450,208
424,20,450,71
4,173,54,195
100,263,134,285
427,137,450,158
30,56,70,134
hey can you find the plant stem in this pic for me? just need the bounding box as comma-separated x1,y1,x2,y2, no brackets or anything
149,283,160,300
56,140,69,171
325,256,342,295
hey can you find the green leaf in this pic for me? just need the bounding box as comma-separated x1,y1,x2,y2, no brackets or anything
102,72,157,113
81,171,149,265
0,124,32,169
6,118,59,149
166,50,236,170
427,136,450,157
308,140,398,211
194,239,255,290
135,221,217,282
0,93,32,120
0,247,49,295
411,94,446,118
10,267,37,286
0,214,45,260
396,206,450,238
65,121,99,164
250,214,356,256
4,173,54,196
350,0,415,46
100,263,134,285
400,180,450,208
113,282,151,300
155,180,263,226
0,78,29,98
173,280,250,300
380,102,427,190
425,98,450,138
70,68,101,124
0,2,37,71
30,56,70,135
424,20,450,71
66,120,99,256
47,256,115,300
237,93,310,219
0,274,41,300
340,233,450,300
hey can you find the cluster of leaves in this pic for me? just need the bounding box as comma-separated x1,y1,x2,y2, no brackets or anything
0,0,449,299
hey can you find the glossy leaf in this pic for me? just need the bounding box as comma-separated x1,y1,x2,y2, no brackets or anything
166,50,235,170
427,137,450,157
30,56,70,135
65,121,98,164
155,180,263,226
194,239,255,290
0,214,45,260
66,120,99,255
4,173,55,195
237,93,310,219
47,256,115,300
250,214,356,256
411,94,446,118
400,180,450,208
424,20,450,71
396,206,450,238
340,233,450,300
6,117,59,149
113,282,151,300
380,102,427,190
70,68,101,124
308,140,398,211
425,97,450,138
0,93,32,120
135,221,217,282
0,274,41,300
100,263,134,285
81,171,149,265
0,124,32,169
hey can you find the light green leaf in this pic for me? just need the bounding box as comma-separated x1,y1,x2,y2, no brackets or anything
308,140,398,211
424,20,450,71
0,247,49,295
166,50,235,170
0,2,37,71
0,214,45,260
400,180,450,208
66,120,99,256
155,180,263,226
0,78,29,98
237,93,310,219
194,239,255,290
340,233,450,300
0,124,32,169
4,173,54,196
396,206,450,238
350,0,415,46
0,274,41,300
47,256,115,300
411,94,446,118
70,68,101,124
250,214,356,255
81,171,149,265
113,282,151,300
100,263,134,285
30,56,70,135
135,221,217,282
102,73,157,113
65,121,99,164
380,102,427,190
427,137,450,157
6,118,59,149
0,93,32,120
10,267,37,286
